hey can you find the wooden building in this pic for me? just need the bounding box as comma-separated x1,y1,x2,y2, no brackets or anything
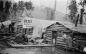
44,21,86,52
71,26,86,52
44,22,73,48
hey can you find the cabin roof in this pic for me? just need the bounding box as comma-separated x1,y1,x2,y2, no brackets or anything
46,21,73,33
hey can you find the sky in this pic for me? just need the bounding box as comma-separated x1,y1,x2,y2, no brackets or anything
12,0,80,14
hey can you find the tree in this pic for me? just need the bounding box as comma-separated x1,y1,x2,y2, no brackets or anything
24,1,34,17
9,3,18,22
74,0,86,26
68,0,77,23
69,0,86,26
0,1,4,12
45,7,54,20
5,1,12,14
0,1,11,22
78,0,86,24
18,1,25,10
25,1,34,10
13,3,18,12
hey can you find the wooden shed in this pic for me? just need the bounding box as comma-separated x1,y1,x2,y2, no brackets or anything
44,22,73,47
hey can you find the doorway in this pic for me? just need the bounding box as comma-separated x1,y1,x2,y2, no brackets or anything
52,31,57,44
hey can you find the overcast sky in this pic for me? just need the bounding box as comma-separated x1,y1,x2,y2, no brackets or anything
13,0,80,14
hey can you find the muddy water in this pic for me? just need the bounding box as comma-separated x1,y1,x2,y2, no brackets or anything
1,47,85,54
0,47,53,54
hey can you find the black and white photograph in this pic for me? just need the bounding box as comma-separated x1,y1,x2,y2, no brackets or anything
0,0,86,54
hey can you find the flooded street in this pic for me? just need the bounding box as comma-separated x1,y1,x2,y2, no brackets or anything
1,48,42,54
0,46,85,54
1,47,53,54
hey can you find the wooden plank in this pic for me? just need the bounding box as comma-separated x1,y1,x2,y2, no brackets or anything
11,44,53,47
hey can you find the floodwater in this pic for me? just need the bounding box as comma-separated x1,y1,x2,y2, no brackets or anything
0,46,85,54
0,47,54,54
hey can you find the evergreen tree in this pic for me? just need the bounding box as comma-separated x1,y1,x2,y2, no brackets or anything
24,1,34,17
0,1,11,22
18,1,25,10
0,1,3,11
68,0,77,23
25,1,34,10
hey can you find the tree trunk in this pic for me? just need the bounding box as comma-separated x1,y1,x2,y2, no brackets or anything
80,13,83,24
75,14,79,27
